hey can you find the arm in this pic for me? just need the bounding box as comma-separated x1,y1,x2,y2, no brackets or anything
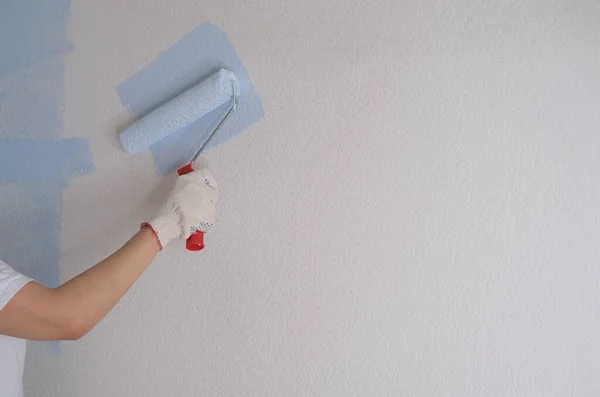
0,227,159,340
0,168,219,341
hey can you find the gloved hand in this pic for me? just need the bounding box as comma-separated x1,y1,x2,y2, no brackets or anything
144,168,219,250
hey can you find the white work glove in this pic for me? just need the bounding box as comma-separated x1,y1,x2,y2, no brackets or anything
144,168,219,249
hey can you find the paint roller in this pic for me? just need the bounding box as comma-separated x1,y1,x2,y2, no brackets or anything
120,68,240,251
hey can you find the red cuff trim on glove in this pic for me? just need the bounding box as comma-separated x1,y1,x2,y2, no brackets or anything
141,223,163,250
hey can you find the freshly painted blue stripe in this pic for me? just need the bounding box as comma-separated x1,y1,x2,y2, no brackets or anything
0,2,95,353
117,22,264,175
0,0,73,80
0,185,63,288
0,58,68,141
0,138,94,186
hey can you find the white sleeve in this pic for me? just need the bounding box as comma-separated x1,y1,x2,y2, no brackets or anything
0,260,33,311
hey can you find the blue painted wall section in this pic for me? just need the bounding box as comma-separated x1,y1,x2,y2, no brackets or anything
0,0,74,80
0,0,95,293
0,138,94,186
118,22,264,175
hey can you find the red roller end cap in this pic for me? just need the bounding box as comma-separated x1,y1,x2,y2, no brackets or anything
186,231,205,251
177,163,194,176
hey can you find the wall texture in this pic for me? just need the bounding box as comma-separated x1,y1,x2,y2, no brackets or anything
20,0,600,396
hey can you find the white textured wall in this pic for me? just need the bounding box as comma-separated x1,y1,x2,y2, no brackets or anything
24,0,600,395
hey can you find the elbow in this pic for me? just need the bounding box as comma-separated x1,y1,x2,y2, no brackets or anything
62,322,88,341
49,290,93,341
52,305,91,341
24,286,93,341
60,316,91,341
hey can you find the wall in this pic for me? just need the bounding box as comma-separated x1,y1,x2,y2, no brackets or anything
13,0,600,395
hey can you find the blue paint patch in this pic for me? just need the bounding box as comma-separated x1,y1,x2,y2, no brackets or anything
0,185,62,288
117,22,264,175
0,58,67,139
0,1,94,342
0,138,94,186
0,0,73,80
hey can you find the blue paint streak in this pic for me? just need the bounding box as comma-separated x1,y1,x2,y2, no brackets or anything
117,22,264,175
0,0,94,355
0,138,94,186
0,58,67,139
0,0,73,80
0,186,62,288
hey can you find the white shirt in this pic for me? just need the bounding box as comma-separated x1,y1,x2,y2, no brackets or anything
0,260,32,397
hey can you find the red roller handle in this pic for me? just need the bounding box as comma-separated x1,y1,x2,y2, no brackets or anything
177,163,205,251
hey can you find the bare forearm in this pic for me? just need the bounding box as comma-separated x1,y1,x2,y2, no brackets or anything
0,227,160,340
56,227,160,337
0,168,215,341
